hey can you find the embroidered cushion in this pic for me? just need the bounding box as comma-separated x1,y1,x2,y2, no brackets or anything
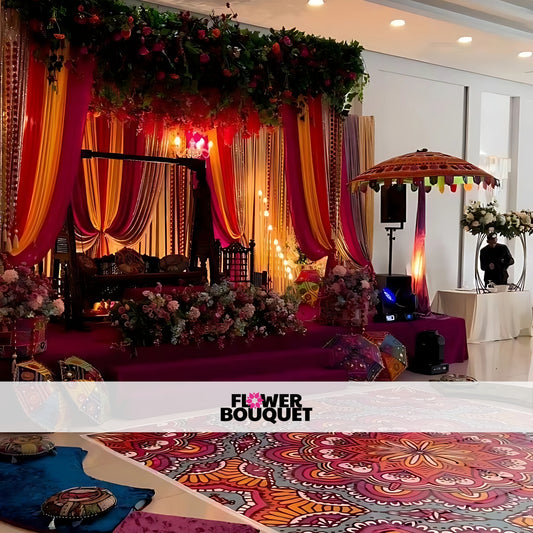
14,359,53,381
41,486,116,528
160,254,189,273
59,356,103,382
115,248,145,274
0,435,55,460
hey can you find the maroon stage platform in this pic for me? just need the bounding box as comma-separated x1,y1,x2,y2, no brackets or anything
0,311,468,381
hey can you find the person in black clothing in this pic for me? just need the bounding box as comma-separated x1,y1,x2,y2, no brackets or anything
480,234,514,286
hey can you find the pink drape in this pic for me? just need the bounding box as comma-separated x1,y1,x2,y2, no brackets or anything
11,56,94,265
340,148,373,269
281,104,332,262
412,186,431,314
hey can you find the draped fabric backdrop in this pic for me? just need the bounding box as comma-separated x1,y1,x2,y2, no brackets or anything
73,115,168,256
1,21,374,292
10,48,94,266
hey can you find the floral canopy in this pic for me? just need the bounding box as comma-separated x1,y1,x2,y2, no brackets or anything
348,150,499,193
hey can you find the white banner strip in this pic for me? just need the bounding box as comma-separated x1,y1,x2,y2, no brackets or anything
2,381,532,433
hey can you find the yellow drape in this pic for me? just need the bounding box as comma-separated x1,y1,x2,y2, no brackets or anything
103,118,124,230
207,129,242,242
296,102,333,251
80,116,102,246
358,116,375,259
13,49,69,254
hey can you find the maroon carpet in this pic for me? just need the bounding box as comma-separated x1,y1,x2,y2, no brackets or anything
0,311,468,382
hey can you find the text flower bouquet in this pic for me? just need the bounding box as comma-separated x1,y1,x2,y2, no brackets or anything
319,262,378,328
110,281,305,348
0,256,64,320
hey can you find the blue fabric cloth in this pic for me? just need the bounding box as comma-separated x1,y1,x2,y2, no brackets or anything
0,446,154,532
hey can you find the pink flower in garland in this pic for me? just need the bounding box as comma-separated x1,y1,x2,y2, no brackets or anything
199,53,210,64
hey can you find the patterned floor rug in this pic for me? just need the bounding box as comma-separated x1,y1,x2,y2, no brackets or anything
90,432,533,533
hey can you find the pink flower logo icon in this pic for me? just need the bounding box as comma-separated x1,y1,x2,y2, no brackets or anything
246,393,263,409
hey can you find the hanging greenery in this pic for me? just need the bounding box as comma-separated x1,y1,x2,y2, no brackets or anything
4,0,369,131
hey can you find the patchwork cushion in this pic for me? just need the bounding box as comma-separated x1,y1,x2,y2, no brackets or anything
14,359,53,381
114,511,259,533
115,248,145,274
0,446,154,532
41,486,116,527
59,356,103,382
160,254,189,273
0,435,55,460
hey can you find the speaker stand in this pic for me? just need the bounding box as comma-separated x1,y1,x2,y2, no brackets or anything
385,222,404,275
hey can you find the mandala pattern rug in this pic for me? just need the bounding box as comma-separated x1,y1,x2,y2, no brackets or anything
89,432,533,533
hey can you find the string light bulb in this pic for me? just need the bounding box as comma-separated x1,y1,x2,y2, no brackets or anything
307,0,324,5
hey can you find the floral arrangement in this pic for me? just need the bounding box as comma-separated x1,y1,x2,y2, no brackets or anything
110,281,305,348
319,263,378,328
461,201,533,239
0,256,64,320
5,0,369,130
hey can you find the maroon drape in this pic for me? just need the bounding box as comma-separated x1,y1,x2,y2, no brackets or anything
281,104,331,262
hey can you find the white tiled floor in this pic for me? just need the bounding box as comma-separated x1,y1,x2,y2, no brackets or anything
3,335,533,532
398,334,533,381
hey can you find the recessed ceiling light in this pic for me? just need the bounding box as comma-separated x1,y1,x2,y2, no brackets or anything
518,51,532,58
390,19,405,27
307,0,324,5
457,36,472,44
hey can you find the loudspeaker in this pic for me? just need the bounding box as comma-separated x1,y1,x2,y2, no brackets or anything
376,274,411,293
410,330,448,375
381,184,406,223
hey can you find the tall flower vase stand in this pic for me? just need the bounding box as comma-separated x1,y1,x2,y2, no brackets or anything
509,233,527,291
474,233,526,293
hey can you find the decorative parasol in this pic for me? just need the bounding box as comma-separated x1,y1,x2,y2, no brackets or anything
324,334,384,381
348,149,499,193
364,331,407,381
348,149,500,314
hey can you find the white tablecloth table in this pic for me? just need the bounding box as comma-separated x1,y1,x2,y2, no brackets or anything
431,289,532,343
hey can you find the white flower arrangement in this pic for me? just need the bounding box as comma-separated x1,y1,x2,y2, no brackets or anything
461,201,533,239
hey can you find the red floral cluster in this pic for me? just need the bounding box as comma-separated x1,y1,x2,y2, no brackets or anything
6,0,369,131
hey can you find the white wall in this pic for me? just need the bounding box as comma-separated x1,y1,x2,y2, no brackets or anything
361,51,533,301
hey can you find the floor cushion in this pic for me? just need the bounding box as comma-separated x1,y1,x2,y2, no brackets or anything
0,446,154,532
41,486,116,529
113,511,258,533
0,435,55,463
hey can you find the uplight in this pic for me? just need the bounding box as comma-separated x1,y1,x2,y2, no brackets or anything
518,51,532,58
390,19,405,27
457,36,472,44
307,0,324,5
